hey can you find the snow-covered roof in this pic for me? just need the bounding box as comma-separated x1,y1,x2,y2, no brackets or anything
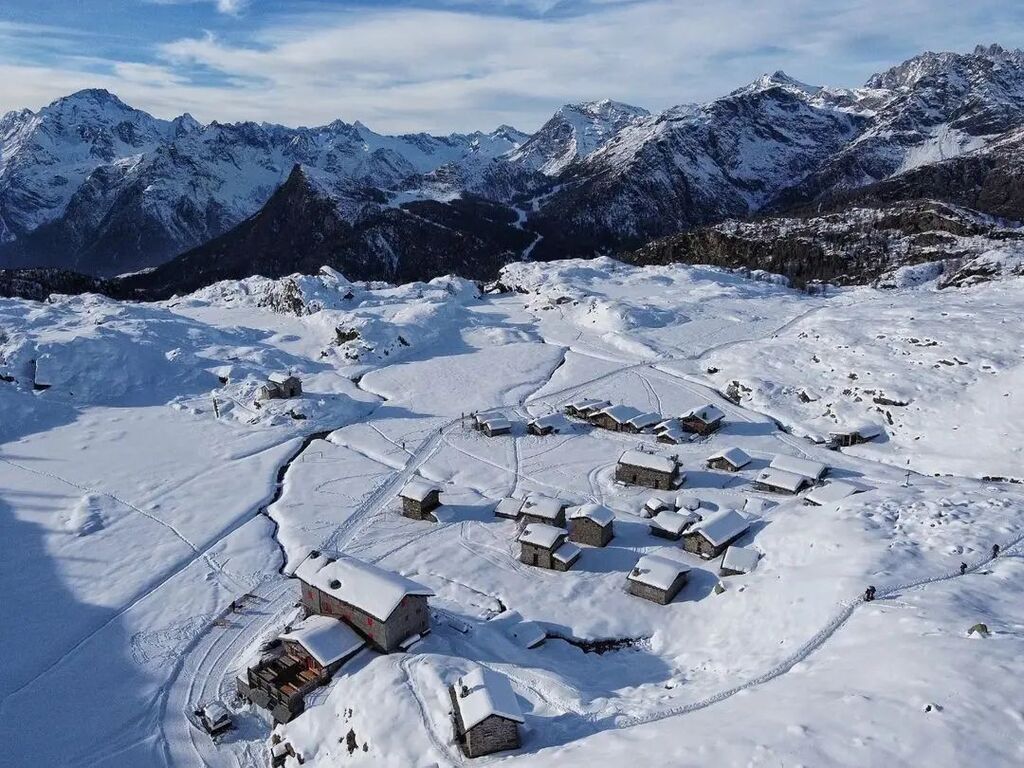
567,397,608,411
529,414,562,430
654,419,676,433
805,480,870,505
523,494,565,520
203,702,229,724
618,450,677,474
400,480,439,502
280,615,365,667
755,468,809,493
656,424,689,444
599,404,644,423
744,497,774,514
268,372,298,384
518,523,567,549
453,667,525,731
495,497,525,517
689,508,749,546
707,446,752,469
683,404,725,423
568,503,615,527
628,553,691,590
674,494,701,512
552,542,581,564
721,546,760,574
650,510,697,535
769,454,827,480
294,553,434,621
481,414,512,429
627,412,663,429
645,497,669,513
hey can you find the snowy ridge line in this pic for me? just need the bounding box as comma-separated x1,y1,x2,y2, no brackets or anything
614,531,1024,730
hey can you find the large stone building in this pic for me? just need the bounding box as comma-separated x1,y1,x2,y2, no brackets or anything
294,552,433,652
567,503,614,547
518,524,581,571
615,450,680,490
450,667,524,758
627,553,691,604
258,372,303,401
682,508,750,560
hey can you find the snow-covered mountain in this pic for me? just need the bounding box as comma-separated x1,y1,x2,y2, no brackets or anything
5,44,1024,287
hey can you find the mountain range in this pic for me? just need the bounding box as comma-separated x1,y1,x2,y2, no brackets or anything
3,43,1024,297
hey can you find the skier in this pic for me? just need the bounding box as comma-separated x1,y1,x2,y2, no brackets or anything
992,543,1001,558
959,562,967,575
864,585,876,602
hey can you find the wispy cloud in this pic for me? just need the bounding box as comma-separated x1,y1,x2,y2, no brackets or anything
2,0,1023,132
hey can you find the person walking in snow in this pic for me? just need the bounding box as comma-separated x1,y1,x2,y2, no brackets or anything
992,544,1001,558
960,562,967,575
864,585,876,602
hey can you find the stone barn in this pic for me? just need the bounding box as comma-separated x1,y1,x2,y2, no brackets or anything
719,546,761,577
656,422,688,445
568,504,614,547
476,413,512,437
682,508,750,560
828,423,883,448
706,446,752,472
279,615,365,677
494,497,525,520
753,468,810,495
623,412,662,434
450,667,524,758
518,524,580,571
680,404,725,435
520,494,567,527
590,404,643,432
615,450,680,490
564,398,610,420
527,414,562,436
649,510,698,540
294,552,434,652
400,480,441,521
258,373,302,401
769,454,828,482
804,480,869,506
627,554,691,604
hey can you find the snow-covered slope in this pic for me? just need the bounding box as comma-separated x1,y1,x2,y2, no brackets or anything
1,259,1023,766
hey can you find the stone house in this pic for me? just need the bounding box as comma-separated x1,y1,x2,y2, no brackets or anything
527,414,562,436
494,497,525,520
520,494,567,527
627,553,691,604
682,508,750,560
400,480,441,520
804,480,869,506
450,667,524,758
769,454,828,482
258,373,302,401
752,468,811,494
590,404,644,432
828,423,884,448
564,398,610,419
706,446,752,472
475,413,512,437
294,552,434,652
615,450,680,490
680,404,725,435
567,504,614,547
648,510,698,540
656,422,688,445
719,546,761,577
623,411,663,433
518,524,580,571
279,615,365,677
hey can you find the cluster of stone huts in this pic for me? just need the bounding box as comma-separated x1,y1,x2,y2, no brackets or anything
562,398,726,441
238,552,433,723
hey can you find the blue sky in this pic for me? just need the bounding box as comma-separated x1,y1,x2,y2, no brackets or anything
2,1,1024,133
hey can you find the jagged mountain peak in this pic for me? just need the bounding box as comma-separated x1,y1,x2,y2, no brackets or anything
865,43,1024,90
734,70,821,98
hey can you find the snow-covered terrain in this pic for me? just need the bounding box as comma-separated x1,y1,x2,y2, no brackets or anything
1,258,1022,767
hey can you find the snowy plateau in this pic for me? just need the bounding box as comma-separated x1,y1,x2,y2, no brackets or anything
1,255,1023,767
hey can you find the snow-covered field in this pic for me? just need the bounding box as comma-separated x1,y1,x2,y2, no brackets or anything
1,258,1022,767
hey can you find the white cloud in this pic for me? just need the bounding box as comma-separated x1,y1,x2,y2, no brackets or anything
1,1,1022,133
